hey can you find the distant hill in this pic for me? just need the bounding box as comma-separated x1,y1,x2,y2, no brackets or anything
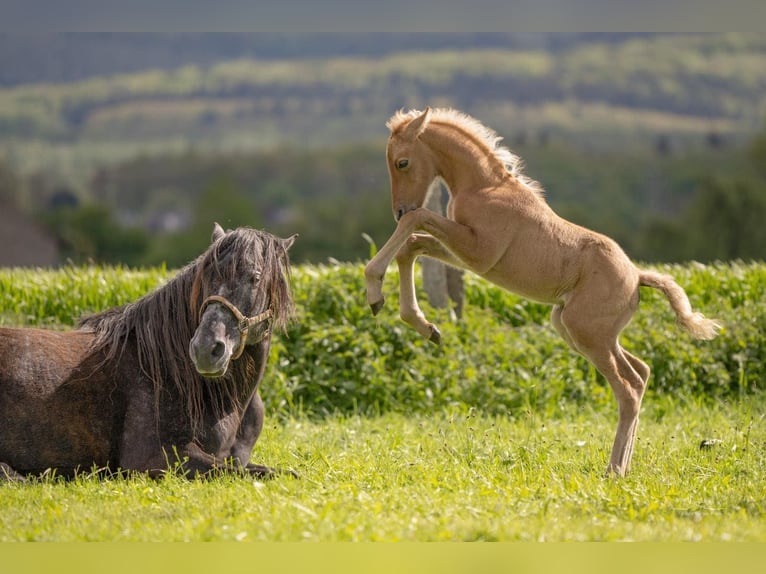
0,32,764,188
0,33,652,86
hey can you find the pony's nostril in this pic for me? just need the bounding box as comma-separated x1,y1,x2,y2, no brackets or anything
210,341,225,359
396,208,404,221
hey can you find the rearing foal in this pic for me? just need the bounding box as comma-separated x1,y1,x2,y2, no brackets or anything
365,107,720,476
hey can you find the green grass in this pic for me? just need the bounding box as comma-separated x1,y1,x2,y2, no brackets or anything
0,263,168,328
1,261,765,541
1,400,763,542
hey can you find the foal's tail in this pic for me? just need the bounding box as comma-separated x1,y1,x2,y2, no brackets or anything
639,270,721,340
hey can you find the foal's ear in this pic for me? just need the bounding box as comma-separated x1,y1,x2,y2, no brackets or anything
211,222,226,243
280,234,298,252
406,107,432,138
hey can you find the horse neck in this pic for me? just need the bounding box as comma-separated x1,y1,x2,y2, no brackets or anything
424,123,509,194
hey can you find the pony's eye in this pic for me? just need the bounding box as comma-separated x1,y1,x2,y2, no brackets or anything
396,158,409,170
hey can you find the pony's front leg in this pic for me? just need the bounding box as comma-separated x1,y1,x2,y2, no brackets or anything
396,234,442,344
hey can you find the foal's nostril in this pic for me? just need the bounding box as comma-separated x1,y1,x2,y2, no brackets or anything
210,340,225,359
396,208,404,221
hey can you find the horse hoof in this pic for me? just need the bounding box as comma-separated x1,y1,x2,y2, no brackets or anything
0,463,26,482
428,326,442,345
370,299,385,316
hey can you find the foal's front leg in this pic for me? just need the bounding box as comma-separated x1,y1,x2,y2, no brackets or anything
365,212,424,314
397,233,470,344
396,234,444,344
365,208,481,316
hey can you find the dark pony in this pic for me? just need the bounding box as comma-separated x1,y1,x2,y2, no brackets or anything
0,224,296,480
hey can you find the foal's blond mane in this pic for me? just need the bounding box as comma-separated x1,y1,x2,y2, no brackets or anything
387,108,544,198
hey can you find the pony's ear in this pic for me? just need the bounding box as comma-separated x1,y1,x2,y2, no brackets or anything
280,234,298,252
405,107,432,139
211,222,226,243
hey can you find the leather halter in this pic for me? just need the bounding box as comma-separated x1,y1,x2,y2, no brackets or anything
198,295,273,360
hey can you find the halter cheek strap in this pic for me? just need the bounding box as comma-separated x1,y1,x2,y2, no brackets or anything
198,295,273,360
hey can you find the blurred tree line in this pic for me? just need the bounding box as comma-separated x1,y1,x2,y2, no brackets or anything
10,144,395,267
2,124,765,268
640,129,766,262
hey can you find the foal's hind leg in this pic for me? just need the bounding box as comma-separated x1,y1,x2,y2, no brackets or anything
551,304,577,350
616,348,650,474
580,341,647,476
559,305,648,476
623,348,650,385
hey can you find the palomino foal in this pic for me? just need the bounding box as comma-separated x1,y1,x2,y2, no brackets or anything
364,107,720,476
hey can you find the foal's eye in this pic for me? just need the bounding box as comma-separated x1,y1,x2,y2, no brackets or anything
396,158,409,170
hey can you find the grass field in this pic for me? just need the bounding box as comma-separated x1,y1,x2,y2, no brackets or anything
1,399,763,542
1,261,764,542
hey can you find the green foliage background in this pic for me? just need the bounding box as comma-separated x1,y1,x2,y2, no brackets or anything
2,261,762,417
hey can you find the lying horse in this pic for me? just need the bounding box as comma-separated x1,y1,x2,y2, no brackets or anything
0,223,296,480
365,107,720,476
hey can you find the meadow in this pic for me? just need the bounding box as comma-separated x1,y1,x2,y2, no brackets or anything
0,260,764,541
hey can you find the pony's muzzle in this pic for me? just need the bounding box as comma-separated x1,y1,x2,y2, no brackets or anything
189,335,231,378
210,340,226,361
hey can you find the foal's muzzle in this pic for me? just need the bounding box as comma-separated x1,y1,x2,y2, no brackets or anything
395,204,418,222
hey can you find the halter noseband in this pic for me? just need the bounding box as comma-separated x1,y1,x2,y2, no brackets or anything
198,295,273,360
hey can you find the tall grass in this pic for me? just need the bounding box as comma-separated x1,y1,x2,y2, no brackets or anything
268,260,765,417
1,260,763,416
0,264,168,328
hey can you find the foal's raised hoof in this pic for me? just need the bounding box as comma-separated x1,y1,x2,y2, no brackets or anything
428,325,442,345
370,298,385,316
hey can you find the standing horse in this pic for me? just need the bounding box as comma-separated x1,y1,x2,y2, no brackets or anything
365,107,720,476
0,223,296,480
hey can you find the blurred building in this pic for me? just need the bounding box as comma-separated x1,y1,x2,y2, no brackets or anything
0,203,59,267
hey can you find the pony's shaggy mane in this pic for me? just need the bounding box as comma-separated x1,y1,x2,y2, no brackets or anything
387,107,544,198
77,228,293,437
